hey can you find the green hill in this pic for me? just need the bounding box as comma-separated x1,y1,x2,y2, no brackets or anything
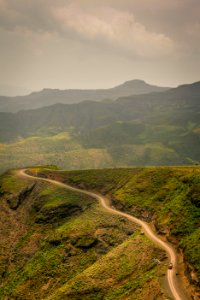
1,166,200,299
0,81,200,142
33,167,200,289
0,81,199,173
0,169,167,300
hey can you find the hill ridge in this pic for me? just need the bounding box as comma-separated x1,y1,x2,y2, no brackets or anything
0,79,169,113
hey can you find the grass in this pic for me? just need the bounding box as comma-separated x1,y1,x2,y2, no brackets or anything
0,171,166,300
1,166,199,299
38,166,200,282
38,185,92,209
0,132,113,174
180,227,200,276
0,171,30,195
46,234,166,300
0,121,198,175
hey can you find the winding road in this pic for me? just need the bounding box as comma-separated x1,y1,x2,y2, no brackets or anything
18,169,186,300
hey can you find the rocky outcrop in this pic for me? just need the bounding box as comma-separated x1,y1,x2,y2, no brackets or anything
111,198,154,222
154,220,167,235
71,235,98,250
6,183,36,210
35,203,83,223
185,263,200,288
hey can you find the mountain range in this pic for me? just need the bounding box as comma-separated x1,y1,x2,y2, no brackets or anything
0,80,199,173
0,80,200,299
0,80,169,113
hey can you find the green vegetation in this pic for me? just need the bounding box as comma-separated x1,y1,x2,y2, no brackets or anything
0,172,29,194
0,170,167,299
0,132,113,174
0,121,199,174
47,234,166,300
38,166,200,282
0,82,200,174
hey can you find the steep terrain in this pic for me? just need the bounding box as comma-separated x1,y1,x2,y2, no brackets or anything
1,81,200,142
0,168,169,300
0,81,199,173
0,132,114,175
32,166,200,299
0,79,169,113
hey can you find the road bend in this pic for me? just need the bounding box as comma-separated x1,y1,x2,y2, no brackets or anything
18,169,185,300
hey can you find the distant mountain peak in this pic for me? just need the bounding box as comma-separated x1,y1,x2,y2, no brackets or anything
177,81,200,89
123,79,146,85
112,79,169,94
0,79,170,113
169,81,200,95
114,79,148,88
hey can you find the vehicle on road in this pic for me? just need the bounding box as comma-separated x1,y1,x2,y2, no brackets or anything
168,262,173,269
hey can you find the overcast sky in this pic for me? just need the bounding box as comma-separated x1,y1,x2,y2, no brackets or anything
0,0,200,92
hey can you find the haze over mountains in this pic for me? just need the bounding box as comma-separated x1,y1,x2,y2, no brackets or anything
0,81,199,140
1,1,200,299
0,80,169,113
0,80,199,299
0,80,199,173
0,80,200,299
0,84,31,97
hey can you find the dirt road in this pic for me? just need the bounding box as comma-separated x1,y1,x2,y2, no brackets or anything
18,169,186,300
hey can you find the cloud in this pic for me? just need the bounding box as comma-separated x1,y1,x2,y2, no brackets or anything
0,1,175,58
0,0,199,62
0,0,57,32
53,4,175,58
0,0,199,89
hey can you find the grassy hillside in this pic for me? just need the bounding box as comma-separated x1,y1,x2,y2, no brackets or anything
34,166,200,292
0,170,168,300
0,82,199,172
0,132,114,174
0,123,198,175
0,81,199,142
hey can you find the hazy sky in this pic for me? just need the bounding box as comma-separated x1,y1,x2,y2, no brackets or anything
0,0,200,91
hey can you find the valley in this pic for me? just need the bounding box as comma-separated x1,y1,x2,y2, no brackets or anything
30,166,200,298
0,81,200,174
19,168,188,300
1,1,200,299
0,168,166,300
0,166,199,299
0,80,199,299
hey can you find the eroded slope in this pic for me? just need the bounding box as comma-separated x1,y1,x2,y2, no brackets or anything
0,170,167,299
